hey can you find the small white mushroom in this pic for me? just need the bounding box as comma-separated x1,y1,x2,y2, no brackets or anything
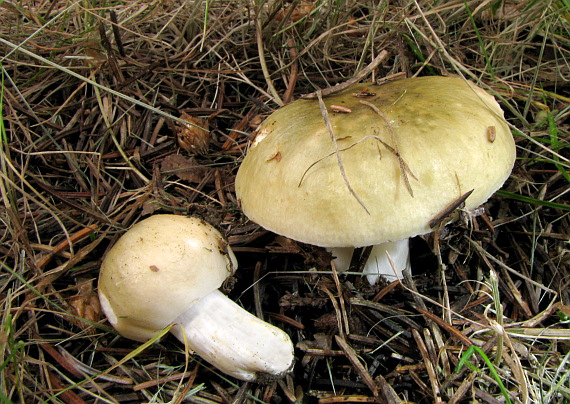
98,214,294,382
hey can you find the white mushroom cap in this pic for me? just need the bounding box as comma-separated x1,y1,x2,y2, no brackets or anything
235,77,516,248
98,214,295,381
98,215,237,342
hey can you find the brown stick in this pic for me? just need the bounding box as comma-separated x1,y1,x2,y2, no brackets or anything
335,335,379,396
303,50,389,98
283,37,299,104
36,224,99,270
317,90,370,214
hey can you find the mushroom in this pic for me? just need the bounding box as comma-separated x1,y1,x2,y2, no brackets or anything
98,214,294,382
235,76,516,284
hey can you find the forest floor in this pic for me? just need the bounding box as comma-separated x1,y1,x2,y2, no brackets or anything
1,1,569,403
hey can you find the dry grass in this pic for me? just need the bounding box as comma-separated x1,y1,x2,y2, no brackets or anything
1,0,569,403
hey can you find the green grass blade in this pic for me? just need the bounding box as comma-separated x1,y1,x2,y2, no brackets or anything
455,345,513,404
496,190,570,211
547,112,570,184
463,0,494,78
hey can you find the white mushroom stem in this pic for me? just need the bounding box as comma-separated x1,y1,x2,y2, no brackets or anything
170,289,294,382
329,239,411,285
329,247,354,272
363,240,411,284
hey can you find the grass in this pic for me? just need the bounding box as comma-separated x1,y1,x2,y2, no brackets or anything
455,344,513,404
0,0,569,403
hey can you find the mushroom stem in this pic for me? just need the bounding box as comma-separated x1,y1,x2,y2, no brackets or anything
329,239,410,284
171,289,294,382
362,239,410,284
329,247,354,272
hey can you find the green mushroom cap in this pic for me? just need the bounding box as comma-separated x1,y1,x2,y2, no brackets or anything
235,76,516,248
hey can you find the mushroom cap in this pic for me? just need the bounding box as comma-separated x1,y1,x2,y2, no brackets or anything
235,76,516,247
98,214,237,342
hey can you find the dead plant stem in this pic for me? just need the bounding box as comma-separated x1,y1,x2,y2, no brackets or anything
317,90,370,214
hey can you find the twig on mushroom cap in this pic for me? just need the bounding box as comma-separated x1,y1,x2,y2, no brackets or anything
359,99,417,197
317,90,370,214
302,50,389,99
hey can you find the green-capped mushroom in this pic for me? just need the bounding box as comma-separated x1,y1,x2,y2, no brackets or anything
235,76,515,283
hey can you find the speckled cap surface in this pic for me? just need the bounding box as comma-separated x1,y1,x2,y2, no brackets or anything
98,215,237,342
235,76,516,247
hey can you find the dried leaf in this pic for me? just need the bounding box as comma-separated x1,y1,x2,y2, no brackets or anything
176,112,210,154
160,154,211,184
275,1,314,22
66,279,101,329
